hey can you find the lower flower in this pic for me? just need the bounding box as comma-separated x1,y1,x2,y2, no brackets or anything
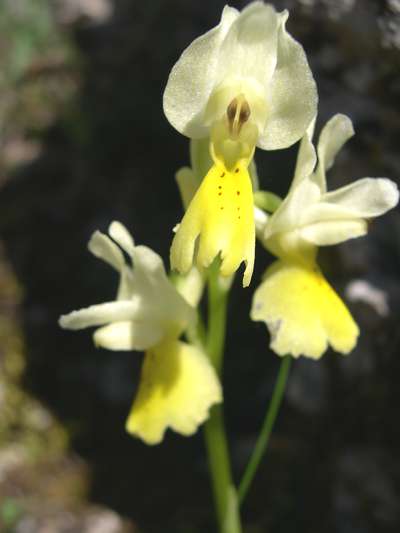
60,221,221,444
251,260,359,359
126,339,222,445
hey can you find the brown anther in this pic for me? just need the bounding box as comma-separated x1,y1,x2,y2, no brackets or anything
239,101,251,125
227,98,238,123
226,94,251,136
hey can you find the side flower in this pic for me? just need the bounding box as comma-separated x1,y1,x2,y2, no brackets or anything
164,2,318,286
251,114,399,359
59,221,222,444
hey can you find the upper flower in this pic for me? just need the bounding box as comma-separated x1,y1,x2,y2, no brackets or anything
165,3,317,286
260,114,399,265
163,1,317,151
59,222,221,444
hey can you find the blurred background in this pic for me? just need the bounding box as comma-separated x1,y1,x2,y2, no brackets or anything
0,0,400,531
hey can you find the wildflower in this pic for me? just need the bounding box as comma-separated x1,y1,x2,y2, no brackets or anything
251,114,399,359
164,2,318,286
59,222,222,444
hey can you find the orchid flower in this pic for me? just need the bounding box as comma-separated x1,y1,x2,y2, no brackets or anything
251,114,399,359
59,222,221,444
164,2,318,286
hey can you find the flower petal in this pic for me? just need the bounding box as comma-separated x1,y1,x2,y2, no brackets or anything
315,114,354,192
291,119,317,189
208,2,279,128
93,321,163,351
264,177,321,238
299,178,398,244
258,11,318,150
88,230,125,271
170,162,255,287
59,300,141,330
163,6,239,138
121,243,196,339
300,219,368,246
126,340,222,444
108,221,136,258
251,260,359,359
320,177,399,218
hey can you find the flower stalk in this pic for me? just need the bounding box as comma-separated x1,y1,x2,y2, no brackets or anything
204,261,242,533
238,356,291,505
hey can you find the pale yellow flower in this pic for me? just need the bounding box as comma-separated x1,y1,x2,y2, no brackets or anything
252,114,399,358
164,2,317,286
59,222,221,444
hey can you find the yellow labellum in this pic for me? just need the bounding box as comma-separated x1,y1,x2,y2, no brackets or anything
170,160,255,287
126,339,222,445
251,260,359,359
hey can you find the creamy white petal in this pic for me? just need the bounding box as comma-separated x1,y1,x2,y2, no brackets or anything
315,114,354,192
129,244,197,330
321,177,399,217
264,177,321,237
163,6,238,138
291,124,317,189
258,12,318,150
88,230,125,271
300,219,368,246
59,300,141,330
108,221,136,258
93,321,163,351
219,2,279,83
116,266,135,301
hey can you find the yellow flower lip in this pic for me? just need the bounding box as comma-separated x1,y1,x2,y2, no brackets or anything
170,156,255,287
251,260,359,359
126,339,222,445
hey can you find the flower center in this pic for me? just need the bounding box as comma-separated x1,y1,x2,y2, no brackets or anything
210,95,257,171
226,94,251,138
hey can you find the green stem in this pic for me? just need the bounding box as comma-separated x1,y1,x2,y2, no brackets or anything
206,263,228,374
204,263,242,533
238,356,292,505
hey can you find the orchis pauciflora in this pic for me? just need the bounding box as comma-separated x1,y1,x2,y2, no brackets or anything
251,114,399,359
58,4,400,532
59,222,221,444
164,2,317,286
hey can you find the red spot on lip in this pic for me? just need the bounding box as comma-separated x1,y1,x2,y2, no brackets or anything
235,168,239,173
236,191,240,195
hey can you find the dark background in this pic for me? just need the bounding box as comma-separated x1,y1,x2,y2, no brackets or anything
0,0,400,531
